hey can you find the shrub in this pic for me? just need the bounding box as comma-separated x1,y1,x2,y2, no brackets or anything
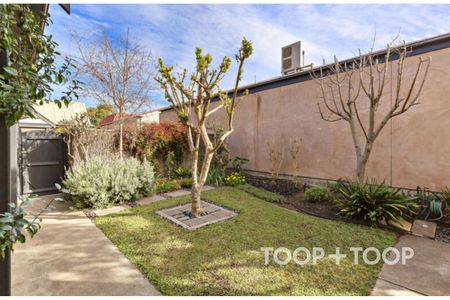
206,167,225,186
225,171,246,187
334,180,418,226
304,186,330,203
231,156,249,174
57,114,117,168
154,178,193,194
171,166,192,179
179,178,193,189
121,121,189,177
63,157,155,209
236,183,285,203
326,181,342,196
155,179,181,194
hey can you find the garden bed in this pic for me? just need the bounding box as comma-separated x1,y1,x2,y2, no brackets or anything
435,216,450,243
278,190,386,230
95,187,396,296
281,191,343,221
246,175,304,196
281,190,450,242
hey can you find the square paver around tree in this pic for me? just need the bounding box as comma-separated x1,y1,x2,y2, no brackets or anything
156,201,238,230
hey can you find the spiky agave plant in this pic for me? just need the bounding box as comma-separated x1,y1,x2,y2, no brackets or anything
334,179,418,226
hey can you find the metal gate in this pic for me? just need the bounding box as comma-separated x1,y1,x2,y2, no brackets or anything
20,130,67,195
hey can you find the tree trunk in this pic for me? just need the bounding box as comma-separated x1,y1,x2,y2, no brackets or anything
355,142,373,182
119,121,123,160
190,150,214,217
191,183,202,216
356,161,366,182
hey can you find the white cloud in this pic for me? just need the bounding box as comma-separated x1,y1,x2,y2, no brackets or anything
47,4,450,109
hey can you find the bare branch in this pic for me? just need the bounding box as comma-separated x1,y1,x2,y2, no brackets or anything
314,35,431,181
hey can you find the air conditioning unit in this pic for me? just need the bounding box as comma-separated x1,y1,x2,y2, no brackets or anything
281,41,304,75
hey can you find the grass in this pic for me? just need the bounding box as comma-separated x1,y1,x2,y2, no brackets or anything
235,183,285,203
95,187,396,295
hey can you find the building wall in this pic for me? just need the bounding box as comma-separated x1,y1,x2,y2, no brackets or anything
141,111,161,124
161,46,450,190
32,101,88,124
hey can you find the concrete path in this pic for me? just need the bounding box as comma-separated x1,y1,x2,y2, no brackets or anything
92,185,215,217
371,234,450,296
11,194,161,296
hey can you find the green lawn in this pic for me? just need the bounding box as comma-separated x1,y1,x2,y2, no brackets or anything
95,187,396,295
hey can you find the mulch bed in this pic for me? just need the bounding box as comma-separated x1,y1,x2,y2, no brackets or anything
280,191,343,221
246,176,304,196
281,191,450,242
246,176,450,242
279,191,378,227
278,191,412,237
435,216,450,243
247,177,407,236
247,177,366,225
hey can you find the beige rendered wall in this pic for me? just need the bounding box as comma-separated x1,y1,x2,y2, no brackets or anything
161,46,450,190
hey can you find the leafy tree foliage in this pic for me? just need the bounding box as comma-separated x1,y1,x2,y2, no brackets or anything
87,103,114,126
0,194,63,258
0,4,79,127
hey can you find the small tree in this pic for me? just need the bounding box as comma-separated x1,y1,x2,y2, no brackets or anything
156,38,253,216
87,103,114,126
314,40,431,181
72,29,156,159
267,140,285,184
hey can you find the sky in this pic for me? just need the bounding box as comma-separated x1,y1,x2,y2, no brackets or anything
46,4,450,110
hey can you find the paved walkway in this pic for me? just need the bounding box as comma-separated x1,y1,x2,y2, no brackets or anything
12,186,216,295
12,194,161,296
92,185,215,217
371,234,450,296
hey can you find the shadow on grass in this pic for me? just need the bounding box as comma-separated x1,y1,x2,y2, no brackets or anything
95,187,396,296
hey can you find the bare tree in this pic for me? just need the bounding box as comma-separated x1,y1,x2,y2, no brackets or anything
156,38,253,217
72,28,156,158
289,138,301,187
313,39,431,181
267,140,285,184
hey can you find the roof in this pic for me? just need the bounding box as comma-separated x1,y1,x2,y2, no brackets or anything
19,112,54,128
155,31,450,113
98,112,140,127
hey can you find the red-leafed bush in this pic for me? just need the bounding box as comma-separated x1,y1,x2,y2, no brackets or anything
121,122,189,177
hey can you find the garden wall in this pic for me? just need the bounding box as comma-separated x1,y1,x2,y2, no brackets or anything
160,46,450,190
